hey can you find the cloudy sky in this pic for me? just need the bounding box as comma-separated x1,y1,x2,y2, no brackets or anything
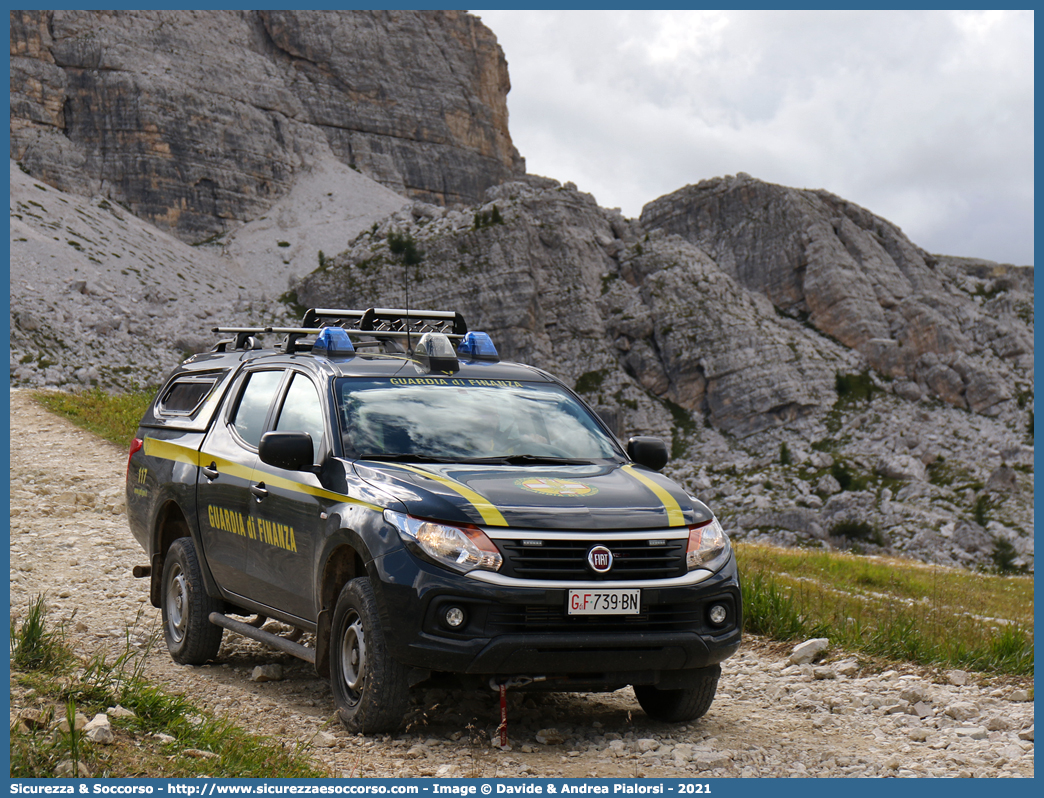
473,10,1034,265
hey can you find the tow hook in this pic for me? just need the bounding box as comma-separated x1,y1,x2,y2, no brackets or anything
489,676,546,750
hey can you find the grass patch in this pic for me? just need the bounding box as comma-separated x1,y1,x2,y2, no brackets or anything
738,542,1033,675
10,597,327,778
34,389,154,447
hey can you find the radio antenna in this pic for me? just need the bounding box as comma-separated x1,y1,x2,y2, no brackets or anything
403,240,412,353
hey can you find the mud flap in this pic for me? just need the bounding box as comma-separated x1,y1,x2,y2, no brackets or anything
314,608,330,678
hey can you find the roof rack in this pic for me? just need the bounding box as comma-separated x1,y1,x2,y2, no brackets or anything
212,308,471,355
212,327,272,352
303,307,468,337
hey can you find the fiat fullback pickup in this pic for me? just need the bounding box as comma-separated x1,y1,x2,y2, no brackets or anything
126,307,741,733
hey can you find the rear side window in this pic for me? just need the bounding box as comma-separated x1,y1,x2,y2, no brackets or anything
158,377,218,416
232,370,285,448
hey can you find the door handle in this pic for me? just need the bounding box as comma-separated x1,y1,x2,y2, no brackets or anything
202,462,219,480
250,482,269,500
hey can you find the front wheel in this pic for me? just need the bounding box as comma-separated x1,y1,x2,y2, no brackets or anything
633,665,720,722
161,537,223,665
330,577,410,734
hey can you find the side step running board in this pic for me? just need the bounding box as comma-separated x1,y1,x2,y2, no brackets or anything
208,612,315,664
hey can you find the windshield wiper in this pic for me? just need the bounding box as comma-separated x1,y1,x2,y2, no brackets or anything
357,453,456,464
463,454,596,466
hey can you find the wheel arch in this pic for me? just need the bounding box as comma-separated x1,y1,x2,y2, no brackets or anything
314,538,368,678
149,499,219,607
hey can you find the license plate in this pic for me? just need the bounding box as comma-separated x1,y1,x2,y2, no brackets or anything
567,589,641,615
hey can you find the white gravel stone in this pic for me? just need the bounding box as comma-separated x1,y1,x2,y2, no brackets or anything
789,638,830,665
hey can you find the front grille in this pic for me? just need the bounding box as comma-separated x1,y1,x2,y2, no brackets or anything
496,538,687,581
487,603,703,634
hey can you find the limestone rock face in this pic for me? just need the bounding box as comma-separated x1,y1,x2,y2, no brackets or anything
640,174,1033,413
10,9,523,242
296,178,856,440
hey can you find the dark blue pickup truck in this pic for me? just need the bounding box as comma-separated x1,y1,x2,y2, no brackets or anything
126,307,741,733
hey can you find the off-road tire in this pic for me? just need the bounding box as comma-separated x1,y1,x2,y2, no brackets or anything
330,577,410,734
633,665,721,722
161,537,223,665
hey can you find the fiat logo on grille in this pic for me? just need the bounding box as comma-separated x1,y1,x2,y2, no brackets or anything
587,545,613,573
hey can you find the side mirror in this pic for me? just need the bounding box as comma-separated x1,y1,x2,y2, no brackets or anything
627,436,668,471
259,431,315,472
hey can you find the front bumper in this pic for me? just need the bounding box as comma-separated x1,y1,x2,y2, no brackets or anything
369,546,742,684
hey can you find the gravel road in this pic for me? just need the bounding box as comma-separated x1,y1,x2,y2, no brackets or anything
8,390,1034,778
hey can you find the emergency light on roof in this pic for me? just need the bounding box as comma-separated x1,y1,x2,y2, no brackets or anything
457,331,500,362
312,327,355,357
415,332,460,374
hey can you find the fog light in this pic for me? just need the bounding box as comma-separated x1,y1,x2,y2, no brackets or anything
708,604,728,625
444,606,466,628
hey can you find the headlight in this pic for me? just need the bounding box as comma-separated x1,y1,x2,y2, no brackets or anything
384,510,503,574
686,517,731,572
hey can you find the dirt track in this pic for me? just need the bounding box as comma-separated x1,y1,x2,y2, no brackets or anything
8,390,1034,778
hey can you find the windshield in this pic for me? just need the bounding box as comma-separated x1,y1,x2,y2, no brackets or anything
335,377,622,463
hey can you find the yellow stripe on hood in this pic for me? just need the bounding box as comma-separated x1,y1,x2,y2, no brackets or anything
622,464,687,527
387,463,509,527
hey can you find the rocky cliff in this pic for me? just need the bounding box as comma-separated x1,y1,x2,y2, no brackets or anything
10,9,523,242
641,175,1034,416
7,11,1033,573
292,176,1033,572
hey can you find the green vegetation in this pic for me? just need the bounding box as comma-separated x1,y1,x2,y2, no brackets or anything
779,441,792,466
277,240,290,248
574,368,610,395
661,396,698,460
387,230,424,265
280,289,309,319
10,597,326,777
834,370,879,407
829,520,884,546
990,538,1027,575
472,204,504,230
973,494,992,527
739,542,1033,675
35,389,154,447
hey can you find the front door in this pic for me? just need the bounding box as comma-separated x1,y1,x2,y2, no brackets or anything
197,368,286,599
243,371,329,622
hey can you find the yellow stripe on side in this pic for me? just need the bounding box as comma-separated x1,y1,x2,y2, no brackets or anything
389,463,509,527
256,469,383,512
622,465,687,527
145,437,382,511
143,437,204,467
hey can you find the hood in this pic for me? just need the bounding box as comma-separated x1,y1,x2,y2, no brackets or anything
353,461,710,530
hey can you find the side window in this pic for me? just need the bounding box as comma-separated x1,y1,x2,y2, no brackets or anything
232,370,285,448
158,376,217,416
275,373,326,461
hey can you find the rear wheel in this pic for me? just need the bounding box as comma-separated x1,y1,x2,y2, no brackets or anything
633,665,720,722
330,577,410,734
161,537,223,665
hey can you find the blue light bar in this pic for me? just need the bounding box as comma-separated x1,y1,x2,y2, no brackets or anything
457,331,499,362
312,327,355,357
